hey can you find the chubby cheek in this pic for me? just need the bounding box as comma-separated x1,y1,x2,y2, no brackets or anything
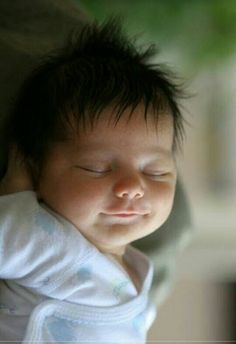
151,182,176,226
44,176,109,226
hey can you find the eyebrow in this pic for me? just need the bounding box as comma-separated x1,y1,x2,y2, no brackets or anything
74,143,173,160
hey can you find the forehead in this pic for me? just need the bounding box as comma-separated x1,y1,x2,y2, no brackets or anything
46,106,175,166
47,106,175,165
69,106,174,150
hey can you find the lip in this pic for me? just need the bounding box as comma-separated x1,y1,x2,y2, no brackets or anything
101,212,143,225
109,213,140,217
103,211,150,217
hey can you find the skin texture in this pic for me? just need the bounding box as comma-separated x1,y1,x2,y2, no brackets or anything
38,106,177,264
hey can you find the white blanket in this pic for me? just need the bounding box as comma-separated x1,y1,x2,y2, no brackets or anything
0,192,155,343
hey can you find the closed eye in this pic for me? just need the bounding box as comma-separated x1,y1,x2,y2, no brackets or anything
144,171,172,179
75,165,111,174
145,171,169,176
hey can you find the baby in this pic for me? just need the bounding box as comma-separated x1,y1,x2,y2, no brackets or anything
0,18,184,343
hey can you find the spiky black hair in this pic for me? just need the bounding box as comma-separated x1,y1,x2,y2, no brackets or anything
6,17,185,170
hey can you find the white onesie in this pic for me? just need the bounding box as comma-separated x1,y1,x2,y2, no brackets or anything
0,191,156,343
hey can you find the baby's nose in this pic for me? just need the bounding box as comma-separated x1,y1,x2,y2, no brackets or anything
113,175,145,200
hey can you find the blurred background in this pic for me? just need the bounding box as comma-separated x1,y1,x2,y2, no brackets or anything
79,0,236,342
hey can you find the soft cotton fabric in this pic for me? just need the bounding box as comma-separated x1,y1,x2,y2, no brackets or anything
0,191,155,343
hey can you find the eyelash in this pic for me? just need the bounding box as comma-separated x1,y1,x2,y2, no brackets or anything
76,166,170,178
76,166,111,174
144,172,170,178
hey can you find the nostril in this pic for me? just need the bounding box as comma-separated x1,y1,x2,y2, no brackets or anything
113,175,145,199
116,188,144,199
121,192,129,198
135,191,144,199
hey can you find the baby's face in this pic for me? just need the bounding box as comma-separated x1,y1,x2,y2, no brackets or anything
38,107,177,256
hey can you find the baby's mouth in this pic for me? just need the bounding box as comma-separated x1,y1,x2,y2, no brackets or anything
103,208,151,217
100,211,150,225
111,213,138,217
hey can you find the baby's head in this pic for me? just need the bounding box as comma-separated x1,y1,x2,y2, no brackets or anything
7,18,185,255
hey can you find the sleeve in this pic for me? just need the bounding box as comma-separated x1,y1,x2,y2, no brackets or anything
0,191,94,298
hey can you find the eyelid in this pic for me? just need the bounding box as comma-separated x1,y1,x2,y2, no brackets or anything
143,160,174,176
144,171,170,176
75,165,111,174
143,167,173,179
